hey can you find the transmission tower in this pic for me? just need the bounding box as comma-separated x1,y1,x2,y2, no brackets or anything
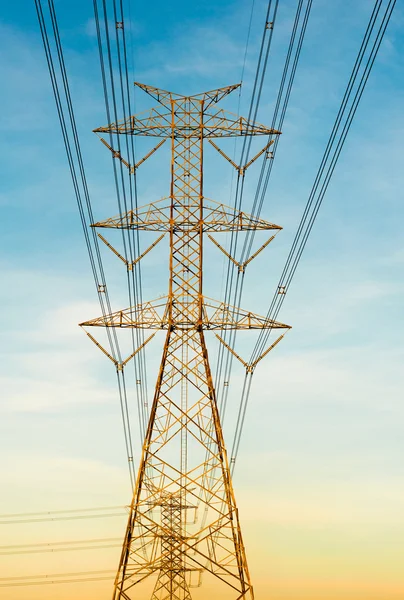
81,82,290,599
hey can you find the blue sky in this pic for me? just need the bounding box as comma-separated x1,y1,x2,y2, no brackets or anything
1,0,404,598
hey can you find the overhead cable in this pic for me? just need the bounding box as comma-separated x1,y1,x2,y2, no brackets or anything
231,0,397,474
35,0,136,487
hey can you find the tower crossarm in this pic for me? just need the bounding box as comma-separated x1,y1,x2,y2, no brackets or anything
93,105,280,139
202,108,281,138
91,197,282,233
134,82,241,109
79,297,169,330
94,106,172,137
79,296,290,332
202,298,291,330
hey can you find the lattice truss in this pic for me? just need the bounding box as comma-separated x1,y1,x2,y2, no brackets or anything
81,83,291,600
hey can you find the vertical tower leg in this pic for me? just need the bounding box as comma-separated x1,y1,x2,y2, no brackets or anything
112,329,253,599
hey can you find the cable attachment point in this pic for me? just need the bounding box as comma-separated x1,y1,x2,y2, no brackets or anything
98,284,106,293
80,328,156,371
97,233,166,271
278,286,286,295
208,139,275,176
209,233,277,274
248,332,289,373
266,21,274,30
116,21,124,29
97,137,166,174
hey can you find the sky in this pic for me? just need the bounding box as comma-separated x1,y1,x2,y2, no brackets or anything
0,0,404,598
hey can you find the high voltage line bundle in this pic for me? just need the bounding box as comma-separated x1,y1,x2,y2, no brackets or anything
216,0,313,466
34,0,138,488
225,0,397,471
0,505,127,524
0,569,116,587
4,0,394,592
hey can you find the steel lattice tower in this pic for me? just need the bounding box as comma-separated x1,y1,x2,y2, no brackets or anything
81,83,290,600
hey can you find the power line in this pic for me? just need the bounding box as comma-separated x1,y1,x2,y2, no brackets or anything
0,505,125,518
251,0,396,365
92,0,139,482
93,0,149,453
0,544,121,555
217,0,312,445
0,569,115,587
0,512,126,525
35,0,137,487
215,0,281,416
240,0,312,265
0,537,121,549
227,0,312,472
229,0,397,473
0,577,113,587
116,0,150,440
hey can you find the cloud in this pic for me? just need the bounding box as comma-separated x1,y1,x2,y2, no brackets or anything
0,263,115,413
0,371,115,413
378,247,404,266
248,340,404,415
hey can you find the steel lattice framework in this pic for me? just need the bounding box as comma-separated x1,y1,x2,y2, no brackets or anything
81,83,290,600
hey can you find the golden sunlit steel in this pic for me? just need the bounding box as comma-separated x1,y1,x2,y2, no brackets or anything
81,83,290,600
